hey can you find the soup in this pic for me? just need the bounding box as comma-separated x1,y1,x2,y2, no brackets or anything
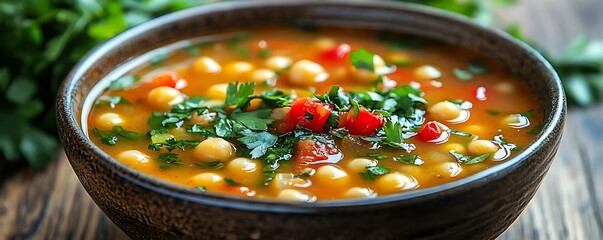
86,27,542,201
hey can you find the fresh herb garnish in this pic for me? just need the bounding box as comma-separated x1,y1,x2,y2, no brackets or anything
157,153,182,169
520,109,535,118
527,123,543,135
359,165,389,181
449,150,493,164
446,129,472,137
195,161,225,170
195,186,207,192
148,138,201,152
224,178,241,186
486,109,501,115
112,126,145,140
225,82,255,108
393,155,424,165
356,152,388,160
258,49,271,58
350,49,375,72
92,128,118,146
382,121,415,151
237,130,278,159
468,60,488,74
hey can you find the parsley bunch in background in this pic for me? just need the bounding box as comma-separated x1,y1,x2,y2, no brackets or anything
1,0,601,168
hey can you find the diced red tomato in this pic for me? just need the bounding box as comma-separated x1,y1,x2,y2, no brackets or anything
148,71,187,89
416,121,443,142
345,108,384,136
319,44,351,62
276,98,332,133
293,139,340,169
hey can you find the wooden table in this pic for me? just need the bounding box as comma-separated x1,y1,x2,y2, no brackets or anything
1,0,602,239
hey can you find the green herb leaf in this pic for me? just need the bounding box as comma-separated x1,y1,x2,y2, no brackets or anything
230,109,275,131
486,109,501,115
393,155,424,165
224,178,241,186
237,130,278,159
112,126,145,140
195,161,225,170
148,138,201,152
95,96,130,108
449,150,493,164
528,123,543,135
225,82,255,108
356,152,387,160
195,186,207,192
446,129,472,137
350,49,375,72
468,60,488,74
92,128,118,146
157,153,182,169
359,165,389,181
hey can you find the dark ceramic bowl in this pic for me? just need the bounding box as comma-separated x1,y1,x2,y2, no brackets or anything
57,0,566,239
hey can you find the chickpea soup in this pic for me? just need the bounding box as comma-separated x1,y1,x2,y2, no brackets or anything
86,27,542,201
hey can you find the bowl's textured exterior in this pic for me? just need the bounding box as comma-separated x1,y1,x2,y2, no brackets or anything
57,1,566,239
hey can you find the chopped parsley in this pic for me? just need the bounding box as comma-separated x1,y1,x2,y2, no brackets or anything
225,81,255,108
446,129,472,137
195,161,225,170
148,138,201,152
94,96,130,108
359,165,389,181
92,126,145,146
224,178,241,186
449,150,493,164
393,155,424,166
157,153,183,169
92,128,118,146
350,49,375,72
237,130,278,159
528,123,543,135
356,152,387,160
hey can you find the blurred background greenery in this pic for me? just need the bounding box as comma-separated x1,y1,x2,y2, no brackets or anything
1,0,602,169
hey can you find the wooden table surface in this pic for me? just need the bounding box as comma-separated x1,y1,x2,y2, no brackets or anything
2,0,603,239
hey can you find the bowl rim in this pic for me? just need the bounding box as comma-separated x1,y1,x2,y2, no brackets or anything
58,0,565,213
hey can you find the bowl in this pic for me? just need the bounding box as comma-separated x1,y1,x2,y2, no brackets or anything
56,0,566,239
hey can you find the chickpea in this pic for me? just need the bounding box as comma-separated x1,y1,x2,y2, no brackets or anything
429,101,461,121
193,138,234,162
433,162,463,178
313,165,350,188
462,124,487,136
346,158,377,173
223,61,254,78
277,189,316,202
413,65,441,80
272,173,309,190
467,140,499,156
265,56,292,71
190,172,225,190
226,158,261,185
422,151,455,163
342,187,376,199
95,112,124,131
116,150,150,165
289,60,329,86
191,56,221,74
375,172,418,194
147,86,183,111
250,68,277,82
351,54,387,83
206,83,229,101
313,37,336,50
443,143,467,155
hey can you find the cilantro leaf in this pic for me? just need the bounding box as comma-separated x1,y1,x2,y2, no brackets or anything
230,109,275,131
359,165,389,181
148,138,201,152
92,128,118,146
382,121,414,151
186,124,217,137
356,152,387,160
225,82,255,108
350,49,375,72
224,178,241,186
393,155,424,165
95,96,130,108
112,126,145,140
449,150,493,164
195,161,225,170
157,153,182,169
237,130,278,159
445,129,472,137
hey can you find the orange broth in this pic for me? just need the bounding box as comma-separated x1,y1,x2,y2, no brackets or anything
86,27,542,201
